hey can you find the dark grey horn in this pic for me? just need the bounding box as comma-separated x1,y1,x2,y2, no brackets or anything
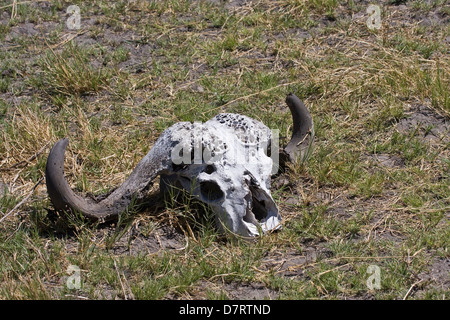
45,138,170,222
283,93,314,163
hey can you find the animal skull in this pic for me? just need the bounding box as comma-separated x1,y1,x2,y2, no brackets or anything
159,113,280,236
45,94,313,237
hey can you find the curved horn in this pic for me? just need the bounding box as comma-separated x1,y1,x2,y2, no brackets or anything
46,138,170,222
283,93,314,163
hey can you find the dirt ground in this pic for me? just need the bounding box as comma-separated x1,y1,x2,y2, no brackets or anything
0,0,448,300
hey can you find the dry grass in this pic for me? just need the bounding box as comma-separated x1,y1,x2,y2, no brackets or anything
0,0,448,300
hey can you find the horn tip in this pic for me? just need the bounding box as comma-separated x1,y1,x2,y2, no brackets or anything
285,93,304,107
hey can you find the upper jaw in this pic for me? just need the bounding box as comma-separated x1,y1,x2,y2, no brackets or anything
243,186,281,237
217,185,281,238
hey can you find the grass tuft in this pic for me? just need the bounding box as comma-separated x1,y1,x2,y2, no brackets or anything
0,0,448,300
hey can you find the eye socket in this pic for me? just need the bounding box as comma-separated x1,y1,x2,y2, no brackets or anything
203,165,215,174
200,181,224,201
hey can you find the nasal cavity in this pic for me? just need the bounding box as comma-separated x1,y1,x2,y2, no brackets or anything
249,186,268,221
251,197,267,221
200,181,224,201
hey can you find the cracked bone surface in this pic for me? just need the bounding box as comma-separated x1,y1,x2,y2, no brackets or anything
45,94,314,237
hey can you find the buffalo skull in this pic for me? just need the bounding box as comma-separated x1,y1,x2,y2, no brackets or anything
45,94,314,237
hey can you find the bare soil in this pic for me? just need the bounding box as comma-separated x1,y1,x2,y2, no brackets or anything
0,0,448,300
